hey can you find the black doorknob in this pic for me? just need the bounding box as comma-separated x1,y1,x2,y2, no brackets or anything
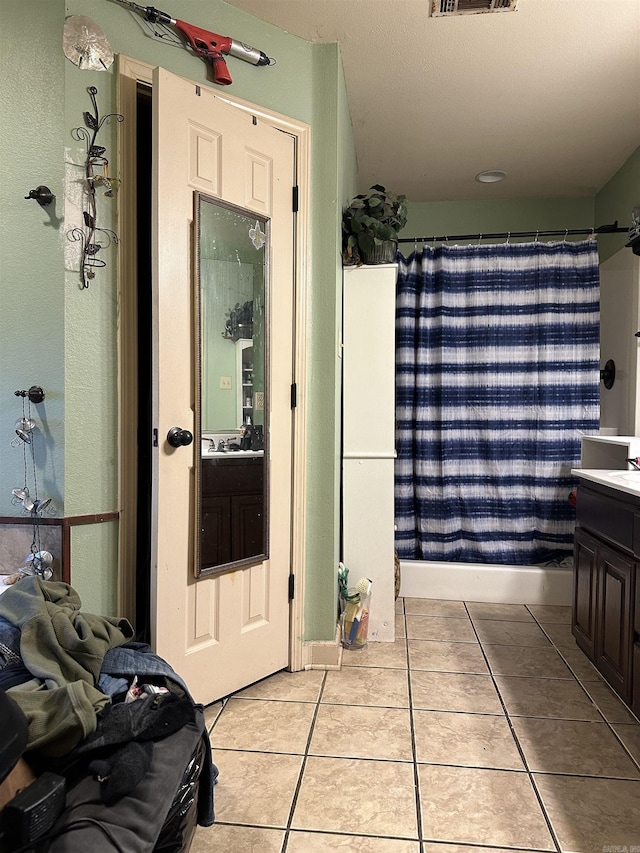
167,427,194,448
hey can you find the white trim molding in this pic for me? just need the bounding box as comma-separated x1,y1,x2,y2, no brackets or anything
399,559,573,606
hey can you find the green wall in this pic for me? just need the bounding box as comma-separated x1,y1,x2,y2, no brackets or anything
401,145,639,259
402,197,595,248
595,145,640,263
0,0,66,519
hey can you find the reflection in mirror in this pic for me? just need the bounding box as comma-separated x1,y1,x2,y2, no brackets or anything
194,193,269,578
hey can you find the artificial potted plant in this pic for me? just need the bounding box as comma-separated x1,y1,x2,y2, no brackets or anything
342,184,408,265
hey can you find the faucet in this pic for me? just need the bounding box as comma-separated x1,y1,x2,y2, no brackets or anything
217,439,226,452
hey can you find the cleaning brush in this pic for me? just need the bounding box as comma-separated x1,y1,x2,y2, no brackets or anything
355,577,372,598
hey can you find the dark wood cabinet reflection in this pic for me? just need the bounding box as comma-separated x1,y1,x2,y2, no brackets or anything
201,457,264,567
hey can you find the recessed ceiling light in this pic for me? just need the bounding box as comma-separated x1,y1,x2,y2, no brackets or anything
475,170,507,183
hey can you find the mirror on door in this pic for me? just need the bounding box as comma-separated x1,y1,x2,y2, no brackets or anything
194,192,269,578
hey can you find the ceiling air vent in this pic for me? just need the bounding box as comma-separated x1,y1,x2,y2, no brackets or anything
432,0,518,16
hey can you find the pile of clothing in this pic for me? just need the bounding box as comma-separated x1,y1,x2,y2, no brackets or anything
0,576,216,852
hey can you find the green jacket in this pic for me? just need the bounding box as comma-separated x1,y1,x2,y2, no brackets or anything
0,577,133,757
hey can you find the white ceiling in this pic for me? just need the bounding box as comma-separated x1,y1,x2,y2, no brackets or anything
224,0,640,202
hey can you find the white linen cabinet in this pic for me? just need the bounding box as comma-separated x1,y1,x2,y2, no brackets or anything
342,264,397,642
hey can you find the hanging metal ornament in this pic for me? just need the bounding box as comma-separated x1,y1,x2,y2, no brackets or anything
15,417,36,433
25,551,54,581
8,390,56,581
11,487,29,504
12,429,32,447
63,16,114,71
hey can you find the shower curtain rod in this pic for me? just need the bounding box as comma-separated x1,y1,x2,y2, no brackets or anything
397,220,627,245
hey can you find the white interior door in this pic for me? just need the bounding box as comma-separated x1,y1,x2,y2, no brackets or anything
151,66,295,704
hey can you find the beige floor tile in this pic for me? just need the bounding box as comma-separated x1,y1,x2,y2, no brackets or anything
190,824,285,852
424,847,532,853
404,598,468,618
474,619,551,647
534,774,640,853
414,710,524,770
583,681,640,724
418,764,554,849
511,717,640,778
235,669,325,702
201,594,640,852
494,675,602,720
342,639,408,669
309,704,413,761
212,749,302,827
322,666,409,708
466,602,534,622
526,604,572,623
405,615,477,642
209,698,315,753
411,670,503,714
292,756,418,838
483,644,573,678
612,723,640,765
408,639,489,674
539,622,580,651
287,831,420,852
559,648,604,682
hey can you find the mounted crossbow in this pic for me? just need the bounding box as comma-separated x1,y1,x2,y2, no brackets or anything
112,0,275,85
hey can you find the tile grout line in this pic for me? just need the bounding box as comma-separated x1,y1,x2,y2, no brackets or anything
464,601,563,853
403,598,426,852
205,694,230,734
279,669,329,852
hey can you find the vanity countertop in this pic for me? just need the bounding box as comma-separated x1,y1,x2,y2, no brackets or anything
202,450,263,460
572,468,640,499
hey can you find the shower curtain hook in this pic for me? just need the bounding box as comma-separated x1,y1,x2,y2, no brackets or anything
535,230,539,243
564,229,569,243
506,232,510,244
477,233,483,245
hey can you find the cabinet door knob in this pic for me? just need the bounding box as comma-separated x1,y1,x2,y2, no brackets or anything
167,427,193,448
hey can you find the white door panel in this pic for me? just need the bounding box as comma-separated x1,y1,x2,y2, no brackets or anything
152,66,294,704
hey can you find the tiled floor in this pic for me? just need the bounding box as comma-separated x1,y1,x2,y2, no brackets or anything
191,598,640,853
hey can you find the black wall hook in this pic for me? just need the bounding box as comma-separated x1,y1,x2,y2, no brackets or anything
25,186,55,206
14,386,46,404
600,359,615,390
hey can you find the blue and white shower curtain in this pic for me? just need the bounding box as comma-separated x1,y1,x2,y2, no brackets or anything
395,239,600,565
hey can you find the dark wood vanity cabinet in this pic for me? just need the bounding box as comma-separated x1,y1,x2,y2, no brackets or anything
201,457,264,568
572,527,599,660
572,481,639,712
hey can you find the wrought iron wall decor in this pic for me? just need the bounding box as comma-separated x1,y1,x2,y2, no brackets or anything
68,86,124,289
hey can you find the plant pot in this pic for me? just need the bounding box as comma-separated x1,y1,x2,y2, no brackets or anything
361,240,397,265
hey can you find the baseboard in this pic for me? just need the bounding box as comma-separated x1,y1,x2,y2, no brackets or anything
301,624,343,670
399,559,573,606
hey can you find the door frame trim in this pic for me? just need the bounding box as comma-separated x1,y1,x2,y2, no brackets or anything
116,54,309,672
